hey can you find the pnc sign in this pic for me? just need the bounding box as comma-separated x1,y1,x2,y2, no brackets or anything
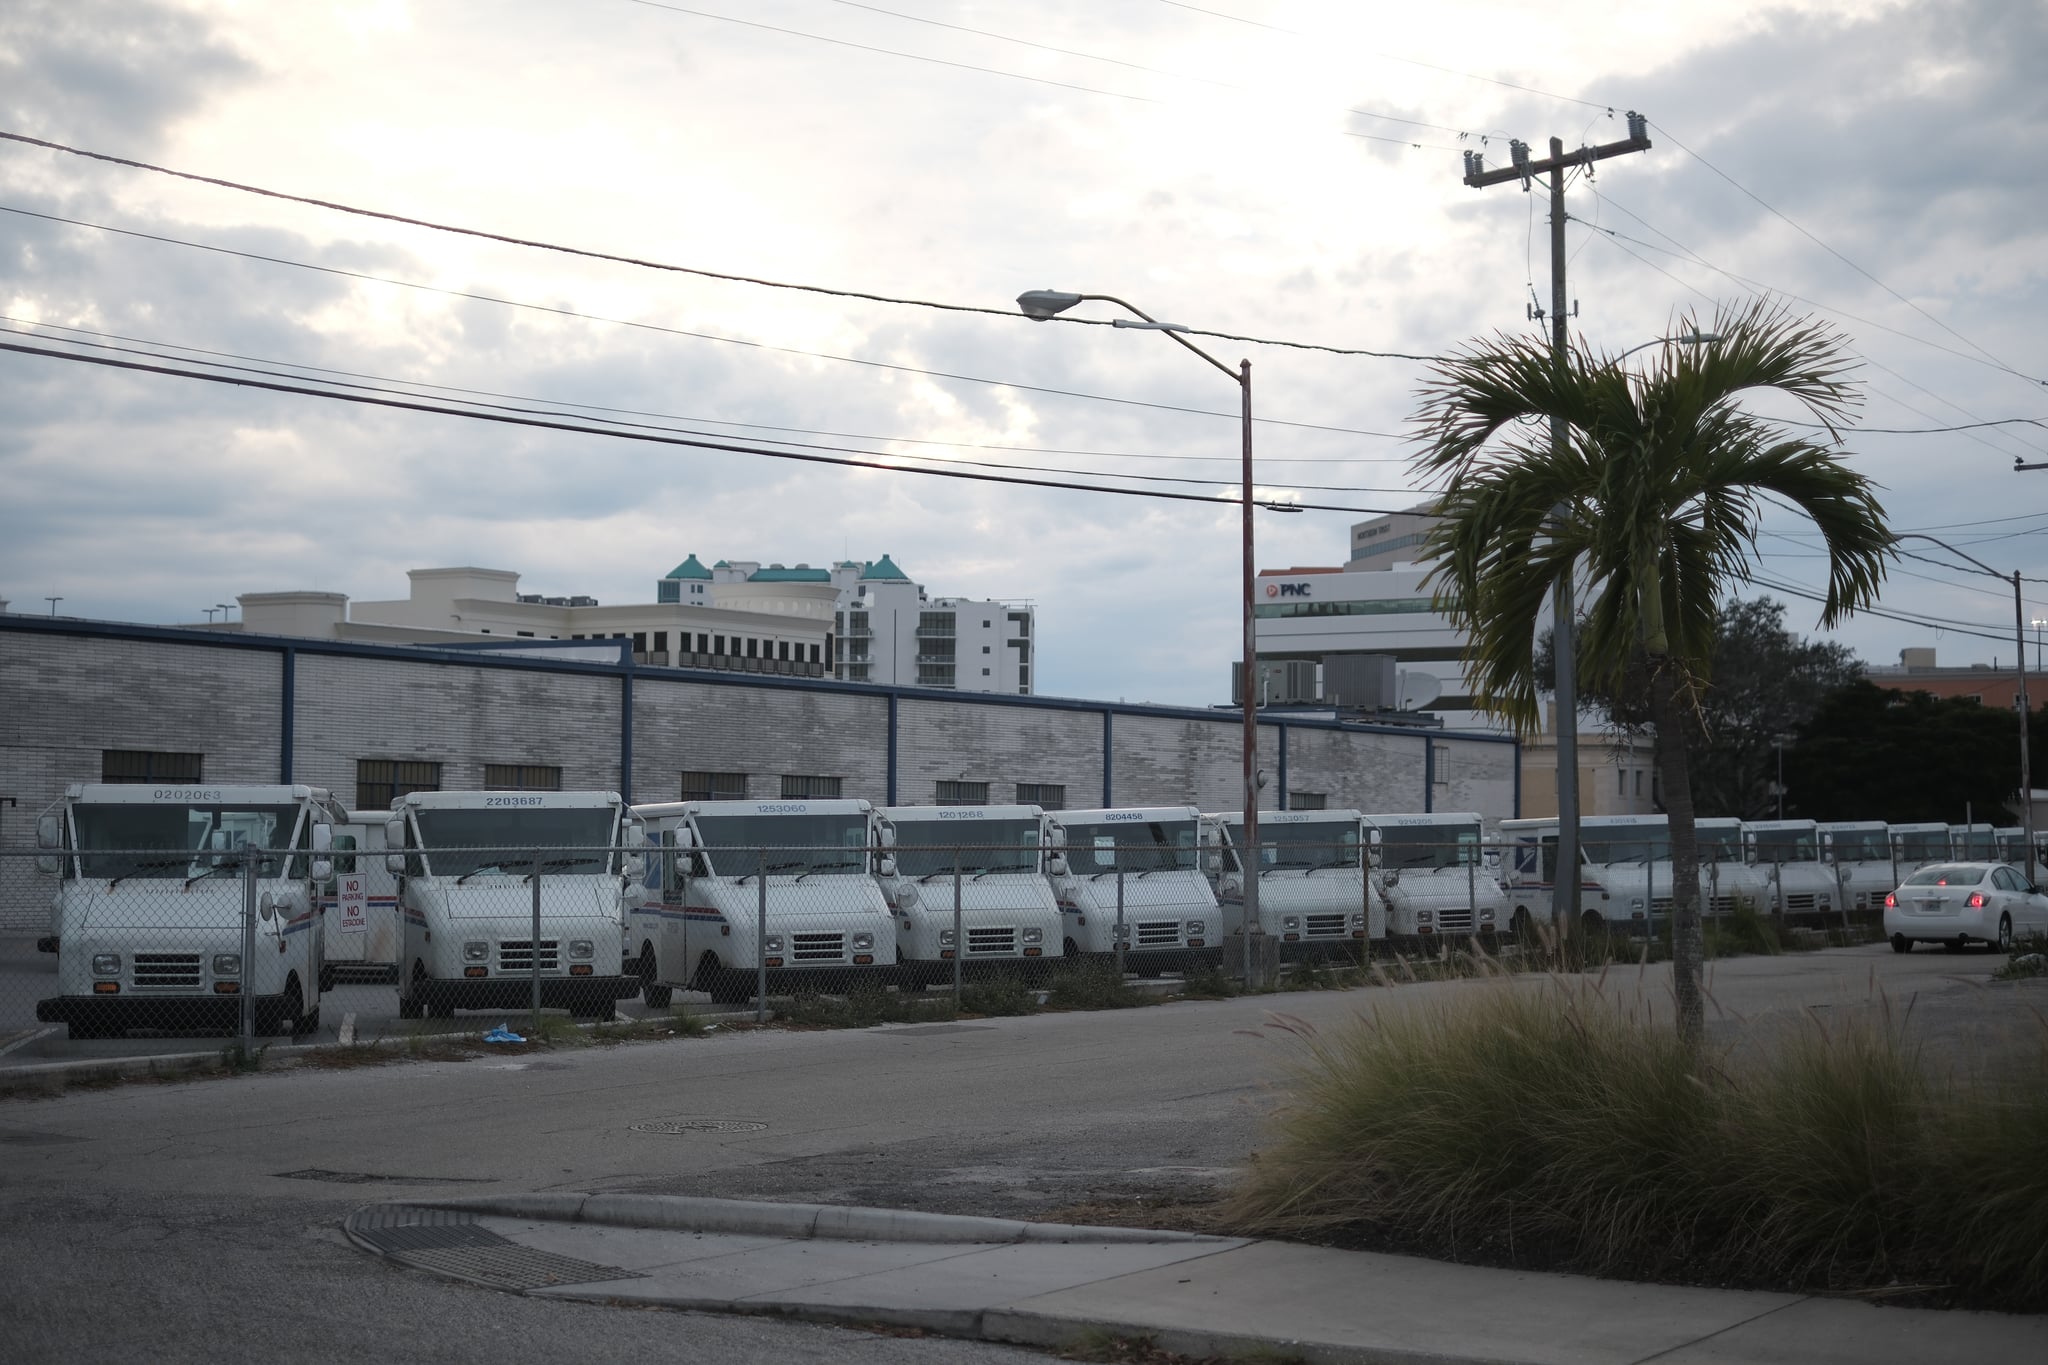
1270,582,1312,598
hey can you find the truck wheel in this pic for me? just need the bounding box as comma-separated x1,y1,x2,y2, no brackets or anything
318,965,336,993
294,1005,322,1038
638,948,672,1009
1509,908,1532,942
398,964,424,1019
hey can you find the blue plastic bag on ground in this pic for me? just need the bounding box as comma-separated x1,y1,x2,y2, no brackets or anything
482,1025,525,1044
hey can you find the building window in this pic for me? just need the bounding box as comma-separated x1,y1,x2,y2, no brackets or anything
1634,770,1643,797
358,759,441,811
697,633,709,652
781,775,842,799
713,635,725,655
483,764,561,791
653,631,668,653
1618,769,1627,796
778,641,790,661
101,749,203,784
516,630,535,638
1288,792,1329,811
934,780,989,806
681,770,749,801
809,643,821,663
982,668,990,676
1015,783,1065,810
747,638,758,658
982,645,991,654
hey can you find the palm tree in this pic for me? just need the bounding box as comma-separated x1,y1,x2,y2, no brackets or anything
1414,299,1894,1045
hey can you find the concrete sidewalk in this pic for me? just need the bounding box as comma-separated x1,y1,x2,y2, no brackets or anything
343,1194,2046,1365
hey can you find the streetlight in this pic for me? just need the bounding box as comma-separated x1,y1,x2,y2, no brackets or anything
203,607,221,624
216,601,236,622
1896,533,2034,877
44,596,61,616
2032,616,2045,672
1017,288,1261,982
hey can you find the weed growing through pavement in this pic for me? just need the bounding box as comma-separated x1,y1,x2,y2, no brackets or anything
1044,961,1144,1011
956,976,1038,1016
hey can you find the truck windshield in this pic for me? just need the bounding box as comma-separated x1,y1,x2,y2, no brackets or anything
889,819,1040,877
1581,831,1671,864
1697,827,1744,861
72,802,304,880
693,815,869,877
1894,831,1950,860
1061,820,1198,873
1376,824,1480,871
1224,821,1358,872
1953,829,1998,858
1750,829,1818,862
1829,829,1890,861
413,807,617,878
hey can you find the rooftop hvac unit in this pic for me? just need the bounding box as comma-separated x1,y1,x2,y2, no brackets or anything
1232,659,1318,705
1321,654,1397,710
568,595,599,607
543,596,570,607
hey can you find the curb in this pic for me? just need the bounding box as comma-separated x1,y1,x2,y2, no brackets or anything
405,1192,1234,1245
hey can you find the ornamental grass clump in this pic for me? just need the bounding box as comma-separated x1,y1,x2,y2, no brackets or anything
1228,976,2048,1309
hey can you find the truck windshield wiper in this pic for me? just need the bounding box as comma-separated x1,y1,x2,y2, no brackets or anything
106,858,185,890
523,857,595,882
456,864,507,885
742,860,806,884
184,861,242,889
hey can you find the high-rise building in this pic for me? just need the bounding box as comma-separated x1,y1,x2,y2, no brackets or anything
658,554,1034,695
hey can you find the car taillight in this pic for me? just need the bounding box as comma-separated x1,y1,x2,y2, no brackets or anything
1967,891,1986,908
1884,892,1897,908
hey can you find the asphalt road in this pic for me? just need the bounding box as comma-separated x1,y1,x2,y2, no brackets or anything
3,943,2037,1363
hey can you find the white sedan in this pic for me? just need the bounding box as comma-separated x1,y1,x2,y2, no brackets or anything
1883,861,2048,953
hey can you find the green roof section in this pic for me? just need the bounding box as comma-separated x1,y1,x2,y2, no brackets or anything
860,554,910,582
663,554,713,581
748,565,832,583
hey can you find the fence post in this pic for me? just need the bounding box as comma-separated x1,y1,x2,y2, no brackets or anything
530,850,542,1034
952,850,963,998
1115,866,1126,978
1362,844,1374,960
1467,843,1479,934
240,849,258,1047
755,849,768,1024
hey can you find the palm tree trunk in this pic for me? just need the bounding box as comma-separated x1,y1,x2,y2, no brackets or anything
1649,656,1706,1048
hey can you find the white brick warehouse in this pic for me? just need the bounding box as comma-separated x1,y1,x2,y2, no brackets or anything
0,617,1522,932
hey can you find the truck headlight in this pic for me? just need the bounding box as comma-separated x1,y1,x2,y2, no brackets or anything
463,941,488,962
1416,910,1434,923
1817,895,1832,909
1022,927,1045,944
1480,908,1496,923
938,929,956,947
763,934,784,953
1348,912,1364,927
568,939,594,961
92,953,121,976
851,932,875,951
1630,898,1645,911
211,953,240,976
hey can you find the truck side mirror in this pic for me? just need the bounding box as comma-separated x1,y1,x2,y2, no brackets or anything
877,855,897,878
36,813,61,850
385,852,407,875
1202,850,1221,874
620,853,646,882
311,823,333,852
384,818,406,848
311,858,334,882
1045,852,1068,877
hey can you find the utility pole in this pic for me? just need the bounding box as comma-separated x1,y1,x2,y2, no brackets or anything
1460,112,1652,933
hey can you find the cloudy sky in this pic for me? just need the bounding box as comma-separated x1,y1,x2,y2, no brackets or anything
3,0,2044,707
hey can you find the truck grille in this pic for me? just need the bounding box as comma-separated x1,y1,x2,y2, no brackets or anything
791,932,844,962
1784,894,1819,914
133,953,202,989
499,940,559,973
1305,914,1347,938
967,927,1017,955
1135,920,1181,947
1437,907,1475,933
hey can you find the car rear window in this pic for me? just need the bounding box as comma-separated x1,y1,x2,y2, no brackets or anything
1903,865,1985,886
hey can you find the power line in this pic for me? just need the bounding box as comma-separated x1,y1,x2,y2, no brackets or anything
1751,573,2013,647
1648,119,2043,391
1,320,1438,497
0,139,1434,365
0,336,1408,515
0,202,1412,438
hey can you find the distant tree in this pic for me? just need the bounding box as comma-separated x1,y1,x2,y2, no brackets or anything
1786,682,2026,823
1535,597,1862,817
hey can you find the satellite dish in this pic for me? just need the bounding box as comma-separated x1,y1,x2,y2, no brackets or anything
1396,669,1441,710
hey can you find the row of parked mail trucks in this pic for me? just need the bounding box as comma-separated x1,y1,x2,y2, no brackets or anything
27,783,2021,1037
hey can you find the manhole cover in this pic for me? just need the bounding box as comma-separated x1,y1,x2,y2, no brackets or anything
628,1118,768,1135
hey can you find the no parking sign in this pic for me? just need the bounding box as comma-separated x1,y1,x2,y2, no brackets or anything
337,874,367,934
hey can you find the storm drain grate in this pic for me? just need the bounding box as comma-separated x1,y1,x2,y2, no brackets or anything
347,1207,642,1291
629,1118,768,1135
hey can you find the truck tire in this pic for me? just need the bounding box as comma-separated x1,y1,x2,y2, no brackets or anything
398,964,424,1019
638,947,672,1008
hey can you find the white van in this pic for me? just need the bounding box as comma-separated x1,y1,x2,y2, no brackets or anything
1741,819,1840,924
873,805,1060,986
1817,820,1893,914
35,783,345,1039
1889,822,1953,875
1043,807,1217,968
388,790,638,1020
629,799,896,1006
1362,811,1505,942
318,810,401,985
1202,810,1375,957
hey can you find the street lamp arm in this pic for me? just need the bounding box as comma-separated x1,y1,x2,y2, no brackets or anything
1016,289,1240,384
1612,330,1722,362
